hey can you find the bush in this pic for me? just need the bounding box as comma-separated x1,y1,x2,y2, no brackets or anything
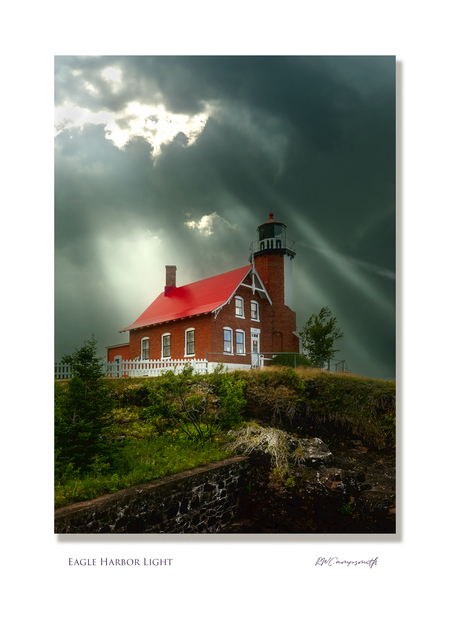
143,366,215,442
212,366,246,430
271,353,313,368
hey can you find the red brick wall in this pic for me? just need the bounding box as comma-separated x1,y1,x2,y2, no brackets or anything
254,253,285,307
128,313,214,361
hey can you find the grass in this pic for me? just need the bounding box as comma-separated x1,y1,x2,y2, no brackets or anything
55,408,233,509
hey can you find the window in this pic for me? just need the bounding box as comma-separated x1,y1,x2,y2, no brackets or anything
223,328,233,353
185,329,195,356
162,334,171,358
236,330,245,355
141,338,149,360
235,296,244,317
251,300,259,321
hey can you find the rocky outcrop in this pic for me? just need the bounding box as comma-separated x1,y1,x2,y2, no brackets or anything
221,429,396,534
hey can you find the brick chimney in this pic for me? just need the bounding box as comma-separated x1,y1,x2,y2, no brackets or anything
165,265,177,295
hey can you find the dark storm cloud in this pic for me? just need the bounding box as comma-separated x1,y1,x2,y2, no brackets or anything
55,56,395,379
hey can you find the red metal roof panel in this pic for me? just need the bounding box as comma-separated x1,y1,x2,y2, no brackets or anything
120,264,252,332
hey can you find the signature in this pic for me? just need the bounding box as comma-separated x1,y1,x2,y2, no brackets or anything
315,557,378,569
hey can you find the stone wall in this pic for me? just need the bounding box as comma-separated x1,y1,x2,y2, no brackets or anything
54,456,249,534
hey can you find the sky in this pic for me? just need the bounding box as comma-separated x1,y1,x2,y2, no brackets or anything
54,56,396,380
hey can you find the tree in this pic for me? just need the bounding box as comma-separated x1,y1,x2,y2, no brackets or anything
298,307,344,367
55,335,117,475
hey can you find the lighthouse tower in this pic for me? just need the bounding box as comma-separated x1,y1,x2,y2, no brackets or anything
249,213,299,354
249,213,296,311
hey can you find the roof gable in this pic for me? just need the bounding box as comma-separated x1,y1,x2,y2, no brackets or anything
120,265,256,332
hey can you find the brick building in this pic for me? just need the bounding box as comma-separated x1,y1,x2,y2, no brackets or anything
106,214,299,370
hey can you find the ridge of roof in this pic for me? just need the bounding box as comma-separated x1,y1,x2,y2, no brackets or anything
119,264,253,332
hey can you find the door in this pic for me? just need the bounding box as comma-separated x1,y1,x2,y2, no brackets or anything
251,328,260,368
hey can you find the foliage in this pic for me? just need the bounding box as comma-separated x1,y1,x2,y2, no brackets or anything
141,366,210,442
208,364,247,430
141,364,247,437
55,360,395,510
243,366,305,424
55,335,118,476
298,306,344,367
271,353,313,368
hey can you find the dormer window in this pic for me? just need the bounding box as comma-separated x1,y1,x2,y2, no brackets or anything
235,296,244,318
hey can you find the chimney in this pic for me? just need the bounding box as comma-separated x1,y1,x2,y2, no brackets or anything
165,265,177,295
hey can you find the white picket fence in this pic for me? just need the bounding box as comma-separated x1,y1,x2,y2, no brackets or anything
55,358,209,380
106,358,209,378
55,362,74,379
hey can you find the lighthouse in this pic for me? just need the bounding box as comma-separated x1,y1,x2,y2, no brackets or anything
249,213,296,311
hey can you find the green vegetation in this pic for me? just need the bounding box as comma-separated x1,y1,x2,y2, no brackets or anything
55,427,231,508
271,353,314,368
55,336,120,477
301,372,396,449
55,343,395,509
298,306,344,367
55,351,247,508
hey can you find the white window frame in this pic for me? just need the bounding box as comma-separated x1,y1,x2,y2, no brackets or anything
235,329,245,355
250,300,259,321
162,332,171,358
141,337,149,360
223,327,233,354
235,296,245,318
185,328,195,357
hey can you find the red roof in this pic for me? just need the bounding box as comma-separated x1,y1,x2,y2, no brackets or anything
120,265,253,332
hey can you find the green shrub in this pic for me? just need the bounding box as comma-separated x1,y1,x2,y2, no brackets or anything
143,365,215,442
271,353,313,368
215,371,247,430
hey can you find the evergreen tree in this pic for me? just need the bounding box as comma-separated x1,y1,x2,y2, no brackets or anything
55,335,117,475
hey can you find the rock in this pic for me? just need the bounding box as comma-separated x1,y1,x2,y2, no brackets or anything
298,437,333,467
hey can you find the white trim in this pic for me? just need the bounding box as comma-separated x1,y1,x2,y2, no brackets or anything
185,327,195,357
213,263,272,320
240,283,267,295
250,263,272,304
